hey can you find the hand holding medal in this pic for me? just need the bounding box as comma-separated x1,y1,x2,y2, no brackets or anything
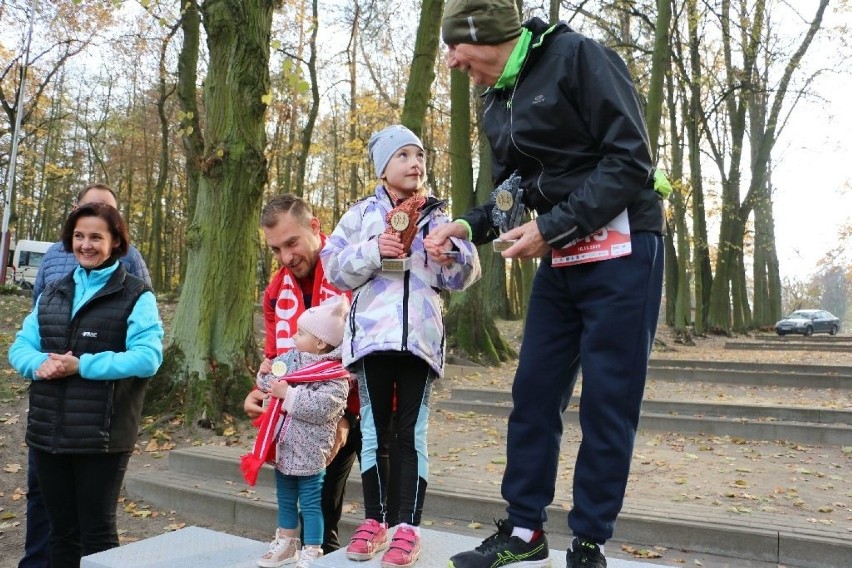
490,171,525,252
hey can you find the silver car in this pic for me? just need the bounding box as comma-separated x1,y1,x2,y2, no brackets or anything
775,309,840,336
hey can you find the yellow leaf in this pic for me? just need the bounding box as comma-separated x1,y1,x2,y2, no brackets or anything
261,93,273,105
3,463,22,473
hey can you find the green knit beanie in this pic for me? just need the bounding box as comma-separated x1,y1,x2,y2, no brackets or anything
441,0,522,45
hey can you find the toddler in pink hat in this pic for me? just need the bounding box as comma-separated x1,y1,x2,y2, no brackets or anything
244,296,352,568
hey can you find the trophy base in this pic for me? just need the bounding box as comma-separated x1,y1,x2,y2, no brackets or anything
382,257,411,272
492,239,516,252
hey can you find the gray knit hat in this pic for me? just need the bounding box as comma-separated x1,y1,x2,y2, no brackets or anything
368,125,424,178
442,0,522,45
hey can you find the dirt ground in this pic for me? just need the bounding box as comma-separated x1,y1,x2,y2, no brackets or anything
0,293,850,567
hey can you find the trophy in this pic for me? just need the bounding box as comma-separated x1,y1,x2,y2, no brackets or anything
490,171,525,252
382,195,426,271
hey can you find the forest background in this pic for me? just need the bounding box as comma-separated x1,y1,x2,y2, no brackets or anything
1,0,851,426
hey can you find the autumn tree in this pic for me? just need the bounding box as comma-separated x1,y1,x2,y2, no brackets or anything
148,0,278,426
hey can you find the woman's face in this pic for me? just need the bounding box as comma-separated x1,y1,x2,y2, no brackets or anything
73,215,117,269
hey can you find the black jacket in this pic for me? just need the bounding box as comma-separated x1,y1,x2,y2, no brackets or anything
27,265,150,454
464,18,665,249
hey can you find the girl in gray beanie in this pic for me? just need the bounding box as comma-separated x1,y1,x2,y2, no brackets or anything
322,124,481,567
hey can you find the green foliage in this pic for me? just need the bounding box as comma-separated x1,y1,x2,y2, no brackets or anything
0,284,22,296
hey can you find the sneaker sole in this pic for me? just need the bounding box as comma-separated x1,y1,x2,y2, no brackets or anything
381,550,420,568
448,560,550,568
346,540,389,561
257,556,299,568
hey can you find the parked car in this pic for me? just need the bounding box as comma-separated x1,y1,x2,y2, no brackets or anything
775,310,840,336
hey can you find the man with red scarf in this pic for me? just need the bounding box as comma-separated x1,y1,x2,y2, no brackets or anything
244,195,397,554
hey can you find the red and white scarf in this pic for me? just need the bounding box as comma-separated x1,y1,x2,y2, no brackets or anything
239,359,350,486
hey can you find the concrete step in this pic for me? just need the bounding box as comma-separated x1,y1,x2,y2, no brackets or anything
82,526,266,567
125,446,852,568
449,359,852,380
646,367,852,389
438,397,852,445
445,363,852,389
646,359,852,376
759,335,852,343
725,341,852,353
449,389,852,425
80,524,669,568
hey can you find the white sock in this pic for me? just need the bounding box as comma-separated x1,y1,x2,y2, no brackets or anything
398,522,420,536
511,527,535,543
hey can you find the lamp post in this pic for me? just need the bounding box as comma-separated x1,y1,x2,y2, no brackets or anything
0,0,38,285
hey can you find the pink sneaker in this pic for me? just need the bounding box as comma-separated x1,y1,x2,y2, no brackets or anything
346,518,389,561
381,525,421,567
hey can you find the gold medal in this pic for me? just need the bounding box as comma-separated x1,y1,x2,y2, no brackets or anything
271,360,288,377
495,189,514,212
390,211,410,232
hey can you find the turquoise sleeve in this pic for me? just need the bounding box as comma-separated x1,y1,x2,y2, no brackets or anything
7,306,49,380
79,292,164,380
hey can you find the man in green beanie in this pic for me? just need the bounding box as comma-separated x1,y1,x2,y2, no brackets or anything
427,1,666,567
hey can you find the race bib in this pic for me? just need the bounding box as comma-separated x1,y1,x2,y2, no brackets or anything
552,210,632,267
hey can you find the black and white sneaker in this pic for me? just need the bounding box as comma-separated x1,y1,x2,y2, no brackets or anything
565,537,607,567
448,519,550,567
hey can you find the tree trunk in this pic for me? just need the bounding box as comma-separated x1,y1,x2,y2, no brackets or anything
151,24,179,292
176,0,205,283
685,0,711,334
400,0,441,137
347,6,360,202
746,0,828,328
147,0,274,426
645,0,671,161
444,73,515,364
664,53,692,341
295,0,320,196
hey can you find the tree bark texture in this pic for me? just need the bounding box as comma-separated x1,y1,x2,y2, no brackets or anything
149,0,274,425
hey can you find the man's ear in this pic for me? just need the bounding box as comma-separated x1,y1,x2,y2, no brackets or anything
309,216,322,235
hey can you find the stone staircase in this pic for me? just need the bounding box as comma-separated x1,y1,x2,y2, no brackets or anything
125,443,851,567
124,360,852,568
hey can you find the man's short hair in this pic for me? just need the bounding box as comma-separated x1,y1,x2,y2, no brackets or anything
261,195,313,228
76,183,118,204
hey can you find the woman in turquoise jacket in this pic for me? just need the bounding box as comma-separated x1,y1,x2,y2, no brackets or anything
8,202,163,568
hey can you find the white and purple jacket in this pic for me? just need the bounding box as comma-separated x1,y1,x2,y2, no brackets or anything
320,185,480,377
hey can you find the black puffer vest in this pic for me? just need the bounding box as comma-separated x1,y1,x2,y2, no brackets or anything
27,264,150,454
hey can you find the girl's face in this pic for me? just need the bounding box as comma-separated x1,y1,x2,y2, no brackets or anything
382,144,426,198
295,325,324,354
73,215,117,269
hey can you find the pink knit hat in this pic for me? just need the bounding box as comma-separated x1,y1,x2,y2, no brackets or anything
297,296,350,347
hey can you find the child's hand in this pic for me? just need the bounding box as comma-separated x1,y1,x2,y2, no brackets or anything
378,232,405,259
259,358,272,375
270,380,289,400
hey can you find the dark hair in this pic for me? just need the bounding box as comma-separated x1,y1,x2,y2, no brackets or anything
61,203,130,260
260,194,313,228
76,183,117,204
